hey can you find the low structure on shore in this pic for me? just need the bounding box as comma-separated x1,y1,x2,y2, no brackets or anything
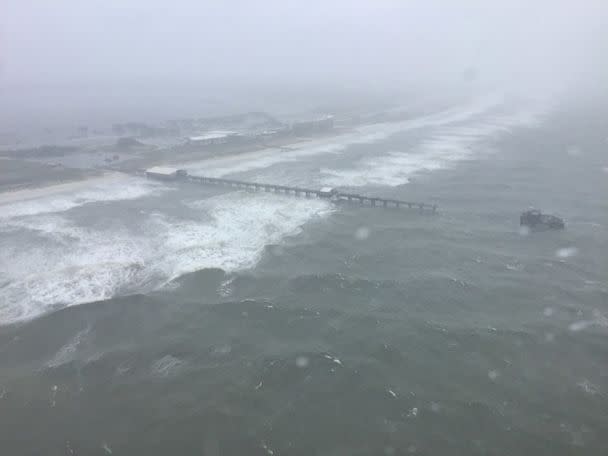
116,137,145,148
319,187,337,198
290,115,334,136
188,131,240,146
145,166,188,180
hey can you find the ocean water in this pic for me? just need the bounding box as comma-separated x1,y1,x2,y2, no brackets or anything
0,97,607,455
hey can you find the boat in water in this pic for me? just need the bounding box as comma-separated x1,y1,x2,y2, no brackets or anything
520,209,565,230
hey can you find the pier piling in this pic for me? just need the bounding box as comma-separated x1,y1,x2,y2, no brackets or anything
177,174,436,213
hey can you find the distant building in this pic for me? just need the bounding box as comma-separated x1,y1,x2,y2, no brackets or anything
262,126,290,138
116,137,144,148
145,166,187,180
188,130,240,146
319,187,337,198
112,122,177,138
290,115,334,136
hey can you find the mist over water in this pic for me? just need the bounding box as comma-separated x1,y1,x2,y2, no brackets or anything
1,1,608,455
0,95,549,325
3,0,608,132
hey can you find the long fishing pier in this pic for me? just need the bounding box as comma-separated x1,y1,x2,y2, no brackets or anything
145,167,437,213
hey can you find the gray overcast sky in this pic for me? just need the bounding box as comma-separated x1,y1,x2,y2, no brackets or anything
2,0,608,94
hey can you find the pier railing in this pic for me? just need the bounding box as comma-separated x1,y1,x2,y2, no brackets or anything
183,174,436,213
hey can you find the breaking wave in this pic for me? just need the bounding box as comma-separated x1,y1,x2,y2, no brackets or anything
321,107,547,187
0,176,165,219
0,192,332,325
181,94,507,179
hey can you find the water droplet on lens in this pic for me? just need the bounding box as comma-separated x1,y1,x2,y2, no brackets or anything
569,320,593,332
212,344,232,356
355,226,370,240
555,247,578,258
384,446,395,455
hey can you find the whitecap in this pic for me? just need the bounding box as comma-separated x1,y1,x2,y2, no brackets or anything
176,94,507,180
151,355,185,377
46,326,91,368
0,176,165,219
321,104,548,187
0,192,333,325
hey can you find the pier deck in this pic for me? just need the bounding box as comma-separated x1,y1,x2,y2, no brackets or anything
183,174,437,213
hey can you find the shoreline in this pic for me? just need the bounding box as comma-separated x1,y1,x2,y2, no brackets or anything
0,171,126,206
115,126,355,172
0,126,358,204
0,100,460,203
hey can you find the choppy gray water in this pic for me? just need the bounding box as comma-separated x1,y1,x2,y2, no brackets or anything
1,97,607,455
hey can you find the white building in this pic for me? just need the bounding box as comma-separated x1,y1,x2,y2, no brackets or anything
319,187,337,198
145,166,187,180
188,130,239,146
290,115,334,135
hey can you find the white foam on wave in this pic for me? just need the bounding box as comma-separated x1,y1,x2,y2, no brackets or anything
0,192,332,325
151,355,185,377
0,176,165,219
321,106,547,187
0,94,517,325
181,94,506,179
0,221,155,324
0,213,85,243
0,176,174,325
152,192,333,279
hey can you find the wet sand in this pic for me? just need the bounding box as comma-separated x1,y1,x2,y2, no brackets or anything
0,169,124,206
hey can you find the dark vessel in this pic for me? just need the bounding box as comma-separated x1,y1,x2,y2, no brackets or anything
520,209,565,230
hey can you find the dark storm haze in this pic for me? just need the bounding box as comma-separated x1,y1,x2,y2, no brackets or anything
1,1,607,455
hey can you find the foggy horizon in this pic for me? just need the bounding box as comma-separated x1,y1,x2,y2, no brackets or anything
3,0,608,94
1,2,607,455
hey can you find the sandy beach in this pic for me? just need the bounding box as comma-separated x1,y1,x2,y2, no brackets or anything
0,171,127,206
